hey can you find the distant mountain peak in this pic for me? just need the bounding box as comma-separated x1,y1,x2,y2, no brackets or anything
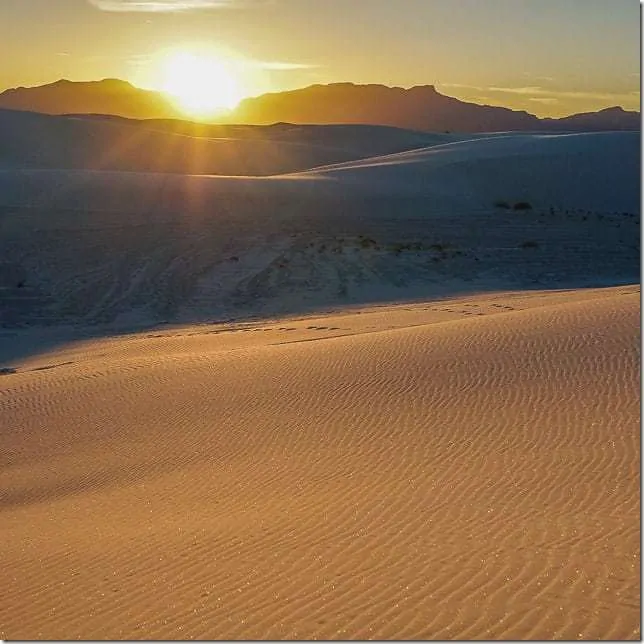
0,77,178,120
0,79,638,132
96,78,137,89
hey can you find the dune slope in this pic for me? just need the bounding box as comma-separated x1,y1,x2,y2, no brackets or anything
0,286,639,640
0,109,451,176
0,131,639,331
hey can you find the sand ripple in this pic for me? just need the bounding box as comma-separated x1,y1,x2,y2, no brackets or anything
0,288,639,639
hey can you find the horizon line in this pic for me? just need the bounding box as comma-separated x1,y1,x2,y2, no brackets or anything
0,77,640,120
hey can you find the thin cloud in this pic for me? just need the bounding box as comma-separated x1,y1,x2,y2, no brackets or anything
442,83,638,103
488,86,543,95
489,86,638,101
252,61,320,71
88,0,265,12
440,82,638,111
529,97,559,104
440,82,485,91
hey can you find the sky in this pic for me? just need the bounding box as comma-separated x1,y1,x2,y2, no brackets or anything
0,0,640,117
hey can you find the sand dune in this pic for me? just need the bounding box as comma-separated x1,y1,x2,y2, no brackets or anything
296,131,640,212
1,130,638,211
0,286,639,639
0,121,639,639
0,109,453,176
0,131,638,330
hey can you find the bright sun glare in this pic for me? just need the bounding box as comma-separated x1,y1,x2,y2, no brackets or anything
159,51,243,118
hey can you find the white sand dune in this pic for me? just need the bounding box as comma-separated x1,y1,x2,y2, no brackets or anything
0,130,638,328
0,286,639,640
0,109,454,176
0,121,639,639
295,131,640,212
0,130,638,212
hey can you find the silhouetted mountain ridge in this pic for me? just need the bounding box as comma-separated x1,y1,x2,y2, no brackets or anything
0,78,178,120
0,79,638,132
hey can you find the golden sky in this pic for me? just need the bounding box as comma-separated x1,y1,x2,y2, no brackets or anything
0,0,640,118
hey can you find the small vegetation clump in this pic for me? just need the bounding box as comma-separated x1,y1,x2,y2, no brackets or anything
493,200,511,209
519,240,539,249
513,201,533,211
390,242,411,255
359,237,378,249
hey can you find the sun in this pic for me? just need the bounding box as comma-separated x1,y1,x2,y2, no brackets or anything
159,50,243,118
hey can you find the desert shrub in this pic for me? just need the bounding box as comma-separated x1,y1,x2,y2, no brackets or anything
429,242,453,252
494,200,511,209
513,201,533,211
519,240,539,249
391,240,431,254
359,237,377,248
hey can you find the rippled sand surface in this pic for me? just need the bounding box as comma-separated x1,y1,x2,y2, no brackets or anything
1,286,639,640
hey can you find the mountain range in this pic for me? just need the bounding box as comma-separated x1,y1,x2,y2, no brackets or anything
0,78,639,132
